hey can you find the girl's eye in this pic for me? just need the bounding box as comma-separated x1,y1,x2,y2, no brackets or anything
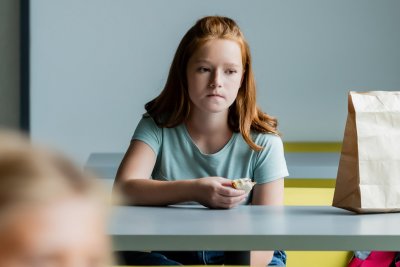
226,69,237,75
197,67,210,73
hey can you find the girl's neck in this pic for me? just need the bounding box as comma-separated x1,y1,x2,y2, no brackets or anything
185,109,233,154
186,109,230,136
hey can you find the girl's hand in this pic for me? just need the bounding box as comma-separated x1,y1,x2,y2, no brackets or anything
194,177,248,209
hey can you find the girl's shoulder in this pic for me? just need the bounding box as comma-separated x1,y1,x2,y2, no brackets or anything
133,114,164,140
249,131,284,150
138,113,160,128
136,113,184,136
245,131,284,154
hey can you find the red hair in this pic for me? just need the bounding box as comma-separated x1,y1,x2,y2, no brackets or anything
145,16,279,151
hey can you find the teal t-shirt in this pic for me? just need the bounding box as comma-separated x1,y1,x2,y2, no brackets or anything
131,115,289,185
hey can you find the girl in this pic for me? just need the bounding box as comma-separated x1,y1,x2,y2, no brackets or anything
0,131,112,267
114,16,288,266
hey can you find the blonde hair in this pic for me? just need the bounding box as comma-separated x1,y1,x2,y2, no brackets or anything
0,130,107,211
145,16,279,151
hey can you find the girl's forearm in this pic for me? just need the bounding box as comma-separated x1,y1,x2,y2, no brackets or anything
115,179,199,206
250,251,273,266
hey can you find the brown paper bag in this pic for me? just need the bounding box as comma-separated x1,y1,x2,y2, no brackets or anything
332,91,400,213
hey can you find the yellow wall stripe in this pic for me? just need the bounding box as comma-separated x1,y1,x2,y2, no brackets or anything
284,142,342,153
285,178,336,188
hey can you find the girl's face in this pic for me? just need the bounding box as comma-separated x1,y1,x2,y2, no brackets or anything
0,197,111,267
186,39,244,115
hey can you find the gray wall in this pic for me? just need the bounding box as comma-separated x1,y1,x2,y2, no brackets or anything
29,0,400,164
0,0,20,129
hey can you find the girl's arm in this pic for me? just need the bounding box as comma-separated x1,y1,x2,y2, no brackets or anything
113,140,247,208
250,178,284,266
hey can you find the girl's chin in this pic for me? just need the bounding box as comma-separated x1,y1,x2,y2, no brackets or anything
201,107,229,114
191,101,232,115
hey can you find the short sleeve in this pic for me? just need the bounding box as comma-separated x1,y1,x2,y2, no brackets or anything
131,115,162,155
253,134,289,184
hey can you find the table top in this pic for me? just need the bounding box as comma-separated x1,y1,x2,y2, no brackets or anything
86,152,340,179
109,205,400,251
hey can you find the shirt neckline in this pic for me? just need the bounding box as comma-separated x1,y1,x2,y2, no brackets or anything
180,123,238,157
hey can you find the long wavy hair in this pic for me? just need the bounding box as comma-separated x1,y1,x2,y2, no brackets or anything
145,16,279,151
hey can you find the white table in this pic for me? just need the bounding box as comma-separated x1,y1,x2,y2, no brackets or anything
109,205,400,251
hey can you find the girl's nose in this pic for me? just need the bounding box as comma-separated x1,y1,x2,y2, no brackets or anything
208,70,222,88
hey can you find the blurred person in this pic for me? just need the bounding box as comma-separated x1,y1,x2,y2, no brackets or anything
0,130,112,267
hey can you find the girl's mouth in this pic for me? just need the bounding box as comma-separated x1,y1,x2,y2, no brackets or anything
207,94,224,98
